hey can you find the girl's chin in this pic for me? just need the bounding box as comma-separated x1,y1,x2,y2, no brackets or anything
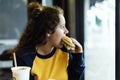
56,44,63,49
59,45,63,48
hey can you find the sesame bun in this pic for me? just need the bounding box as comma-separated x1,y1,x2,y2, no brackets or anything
62,36,75,50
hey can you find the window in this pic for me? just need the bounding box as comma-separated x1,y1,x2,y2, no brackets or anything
0,0,27,54
84,0,115,80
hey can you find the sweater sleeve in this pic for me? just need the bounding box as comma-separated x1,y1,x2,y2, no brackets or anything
15,54,26,66
14,48,36,80
68,53,85,80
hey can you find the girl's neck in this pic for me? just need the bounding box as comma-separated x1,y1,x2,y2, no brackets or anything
36,44,54,55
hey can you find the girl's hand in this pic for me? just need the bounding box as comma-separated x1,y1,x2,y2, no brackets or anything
70,38,83,53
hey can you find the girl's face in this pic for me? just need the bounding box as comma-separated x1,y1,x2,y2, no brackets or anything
48,14,69,48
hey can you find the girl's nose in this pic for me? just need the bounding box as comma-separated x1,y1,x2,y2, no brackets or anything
64,27,69,34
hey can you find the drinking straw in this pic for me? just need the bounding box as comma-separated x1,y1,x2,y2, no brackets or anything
13,52,17,67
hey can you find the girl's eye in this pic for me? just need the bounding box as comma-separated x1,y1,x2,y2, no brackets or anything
62,25,65,28
60,24,65,29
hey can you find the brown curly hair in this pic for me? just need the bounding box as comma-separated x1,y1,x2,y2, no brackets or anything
14,2,64,52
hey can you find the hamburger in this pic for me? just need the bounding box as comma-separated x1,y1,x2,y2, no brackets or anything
62,36,75,50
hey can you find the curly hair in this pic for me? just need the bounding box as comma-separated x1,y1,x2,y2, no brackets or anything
14,2,64,51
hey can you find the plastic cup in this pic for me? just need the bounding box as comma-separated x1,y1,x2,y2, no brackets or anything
11,66,31,80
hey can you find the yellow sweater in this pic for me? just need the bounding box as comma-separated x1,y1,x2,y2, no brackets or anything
31,48,69,80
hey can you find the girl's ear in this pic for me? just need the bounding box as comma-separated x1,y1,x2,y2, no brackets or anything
47,33,51,37
47,30,52,37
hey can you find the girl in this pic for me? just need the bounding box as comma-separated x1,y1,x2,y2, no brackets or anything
14,2,85,80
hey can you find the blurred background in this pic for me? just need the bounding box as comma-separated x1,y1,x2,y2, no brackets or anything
0,0,118,80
